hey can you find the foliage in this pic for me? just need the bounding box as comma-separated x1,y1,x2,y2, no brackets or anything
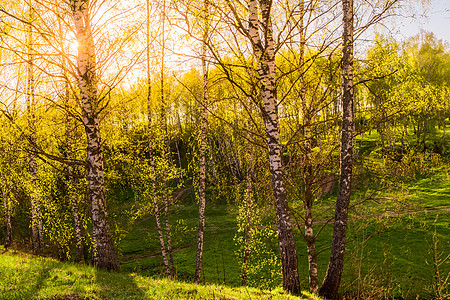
365,148,441,184
0,0,449,295
235,194,282,290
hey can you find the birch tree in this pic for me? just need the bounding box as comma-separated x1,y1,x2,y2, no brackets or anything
247,0,301,292
193,0,209,284
157,0,176,277
0,133,17,249
53,4,87,263
70,0,119,271
240,121,254,287
295,0,319,293
146,0,172,278
26,0,44,255
1,183,12,248
319,0,354,298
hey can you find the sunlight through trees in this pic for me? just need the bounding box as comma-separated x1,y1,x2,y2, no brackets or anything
0,0,449,298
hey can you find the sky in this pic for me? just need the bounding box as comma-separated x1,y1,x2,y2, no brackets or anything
395,0,450,43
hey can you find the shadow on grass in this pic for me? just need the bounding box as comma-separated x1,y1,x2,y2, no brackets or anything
93,267,148,299
1,259,63,299
0,253,148,299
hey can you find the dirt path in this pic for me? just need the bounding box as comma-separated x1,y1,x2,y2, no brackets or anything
172,186,192,203
348,206,450,221
205,206,450,230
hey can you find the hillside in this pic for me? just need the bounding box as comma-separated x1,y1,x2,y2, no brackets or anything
0,247,319,299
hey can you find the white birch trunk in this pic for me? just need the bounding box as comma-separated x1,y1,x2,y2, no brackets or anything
66,112,85,262
248,0,301,293
297,0,319,293
209,138,218,182
71,0,118,271
240,127,253,287
194,1,209,281
146,0,171,278
159,0,176,276
149,122,171,277
175,139,183,181
320,0,354,298
27,2,44,254
2,184,12,248
58,13,85,262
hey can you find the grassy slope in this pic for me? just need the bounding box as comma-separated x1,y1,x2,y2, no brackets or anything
116,167,450,299
118,129,449,298
119,198,241,285
0,247,319,299
2,130,448,299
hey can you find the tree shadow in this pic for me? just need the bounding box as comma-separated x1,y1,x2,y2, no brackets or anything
2,254,148,299
92,267,148,299
4,259,61,298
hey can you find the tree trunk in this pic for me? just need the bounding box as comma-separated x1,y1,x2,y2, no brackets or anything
377,98,385,150
57,2,85,263
27,2,44,254
66,112,85,263
162,171,175,277
248,0,301,293
175,139,183,181
159,0,176,276
146,0,171,278
222,137,237,178
319,0,354,298
71,0,118,271
194,2,209,281
209,138,218,182
149,127,171,277
149,101,171,277
2,184,12,248
240,129,254,287
297,0,319,293
29,141,43,254
302,79,319,294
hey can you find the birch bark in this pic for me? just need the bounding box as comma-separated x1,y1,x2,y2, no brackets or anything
298,0,319,293
66,112,85,262
240,126,254,286
194,0,209,282
27,1,44,254
148,111,171,277
2,183,12,248
58,11,85,262
248,0,301,293
159,0,176,276
71,0,118,271
319,0,354,298
147,0,171,278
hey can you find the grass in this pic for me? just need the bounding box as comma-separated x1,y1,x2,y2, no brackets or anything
118,193,241,285
341,211,450,298
116,159,450,298
2,130,449,299
408,169,450,209
0,247,319,299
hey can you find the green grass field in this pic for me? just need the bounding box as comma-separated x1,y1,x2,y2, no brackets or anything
0,247,319,299
1,138,449,299
115,165,449,299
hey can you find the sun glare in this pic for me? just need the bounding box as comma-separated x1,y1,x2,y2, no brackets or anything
69,39,79,54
